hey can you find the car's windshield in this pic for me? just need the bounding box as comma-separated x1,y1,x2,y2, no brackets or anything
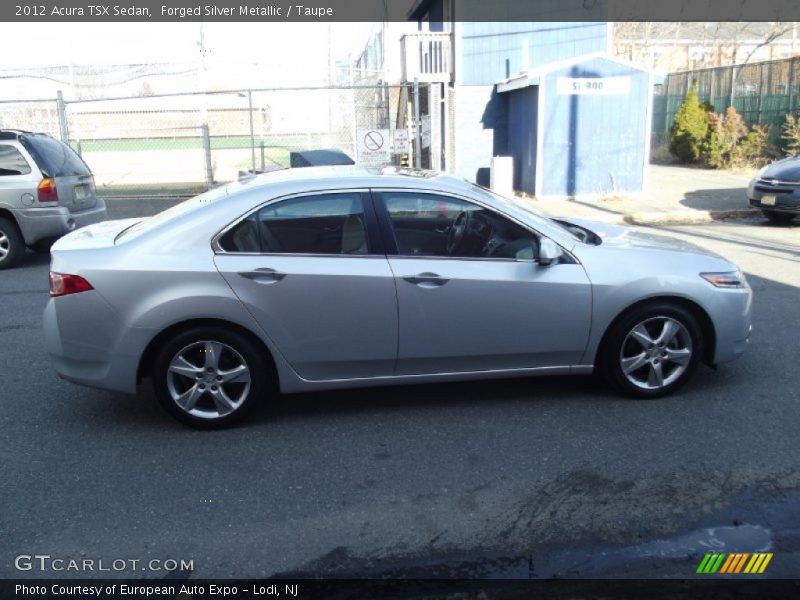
470,184,582,241
115,186,229,242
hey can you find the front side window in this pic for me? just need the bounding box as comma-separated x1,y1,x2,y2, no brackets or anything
219,192,369,255
0,145,32,176
380,192,539,260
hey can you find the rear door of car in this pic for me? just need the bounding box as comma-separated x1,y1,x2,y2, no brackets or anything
213,189,399,381
20,134,97,212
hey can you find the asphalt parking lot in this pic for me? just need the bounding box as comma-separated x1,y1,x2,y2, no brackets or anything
2,208,799,579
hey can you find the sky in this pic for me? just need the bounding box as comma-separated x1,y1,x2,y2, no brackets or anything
0,22,377,70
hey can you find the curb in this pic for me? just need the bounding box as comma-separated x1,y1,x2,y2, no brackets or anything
622,208,760,226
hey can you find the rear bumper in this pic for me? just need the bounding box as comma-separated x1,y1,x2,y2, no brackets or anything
12,200,108,245
43,292,152,394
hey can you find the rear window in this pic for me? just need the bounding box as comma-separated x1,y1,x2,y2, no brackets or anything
19,134,91,177
115,186,230,242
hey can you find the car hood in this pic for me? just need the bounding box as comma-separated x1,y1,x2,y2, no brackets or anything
758,157,800,183
51,218,141,251
558,217,728,260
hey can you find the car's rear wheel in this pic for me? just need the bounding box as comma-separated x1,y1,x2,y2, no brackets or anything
152,327,268,428
0,217,25,270
762,210,795,225
600,303,703,398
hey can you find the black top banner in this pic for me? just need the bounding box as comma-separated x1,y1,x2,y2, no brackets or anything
4,0,800,23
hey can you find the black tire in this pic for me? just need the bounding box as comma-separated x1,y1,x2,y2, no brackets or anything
762,210,795,225
29,238,56,254
0,217,25,270
599,303,704,399
152,326,268,428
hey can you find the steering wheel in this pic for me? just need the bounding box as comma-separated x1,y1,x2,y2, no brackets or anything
446,210,470,255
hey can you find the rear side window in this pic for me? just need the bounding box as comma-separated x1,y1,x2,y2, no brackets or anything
0,144,31,176
19,135,91,177
218,192,369,255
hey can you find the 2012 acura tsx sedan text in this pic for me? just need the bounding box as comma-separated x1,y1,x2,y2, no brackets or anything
43,167,753,428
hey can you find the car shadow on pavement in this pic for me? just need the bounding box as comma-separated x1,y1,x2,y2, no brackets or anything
679,187,748,212
264,374,601,424
16,250,51,270
80,372,603,432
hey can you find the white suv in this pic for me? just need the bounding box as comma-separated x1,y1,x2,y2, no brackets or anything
0,130,107,269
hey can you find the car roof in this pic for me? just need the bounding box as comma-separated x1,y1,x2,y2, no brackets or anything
0,130,53,140
234,165,480,196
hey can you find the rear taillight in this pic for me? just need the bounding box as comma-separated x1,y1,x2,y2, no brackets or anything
38,177,59,203
49,272,93,297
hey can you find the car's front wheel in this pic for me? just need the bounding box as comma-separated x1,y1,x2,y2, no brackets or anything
599,303,703,398
762,210,795,225
152,326,268,428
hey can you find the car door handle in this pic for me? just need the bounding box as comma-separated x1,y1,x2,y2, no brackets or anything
237,268,286,284
403,272,449,287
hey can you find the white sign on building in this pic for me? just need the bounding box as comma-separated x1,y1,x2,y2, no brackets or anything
356,129,391,165
556,76,631,95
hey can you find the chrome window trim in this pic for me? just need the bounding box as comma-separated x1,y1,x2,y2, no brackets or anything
371,187,579,265
211,188,373,255
211,185,579,266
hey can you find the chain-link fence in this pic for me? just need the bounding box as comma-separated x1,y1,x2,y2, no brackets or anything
0,83,431,197
652,56,800,146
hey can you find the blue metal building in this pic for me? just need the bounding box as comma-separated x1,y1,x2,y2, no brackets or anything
498,54,652,197
448,21,611,187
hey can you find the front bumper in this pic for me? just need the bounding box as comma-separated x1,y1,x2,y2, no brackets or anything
710,285,753,365
12,200,108,245
747,179,800,214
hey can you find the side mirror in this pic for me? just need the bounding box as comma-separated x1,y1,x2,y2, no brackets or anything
538,238,563,266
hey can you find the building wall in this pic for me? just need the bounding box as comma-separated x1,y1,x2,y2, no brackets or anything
457,22,609,86
451,85,507,185
538,57,650,197
447,20,607,184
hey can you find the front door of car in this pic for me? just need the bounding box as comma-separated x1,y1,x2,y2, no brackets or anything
373,190,592,375
214,190,398,381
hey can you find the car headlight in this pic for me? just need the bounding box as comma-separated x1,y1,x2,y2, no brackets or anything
700,270,747,288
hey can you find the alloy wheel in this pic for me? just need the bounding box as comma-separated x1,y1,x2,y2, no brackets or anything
0,229,9,259
165,340,252,420
619,316,693,391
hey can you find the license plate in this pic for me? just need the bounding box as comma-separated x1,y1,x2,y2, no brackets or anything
761,195,776,206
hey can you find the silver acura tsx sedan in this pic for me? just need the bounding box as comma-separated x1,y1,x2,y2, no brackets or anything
44,167,752,427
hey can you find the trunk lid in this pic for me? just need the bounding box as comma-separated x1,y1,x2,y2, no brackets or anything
51,218,141,251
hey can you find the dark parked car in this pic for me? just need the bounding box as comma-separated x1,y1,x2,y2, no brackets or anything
289,148,355,168
747,157,800,224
